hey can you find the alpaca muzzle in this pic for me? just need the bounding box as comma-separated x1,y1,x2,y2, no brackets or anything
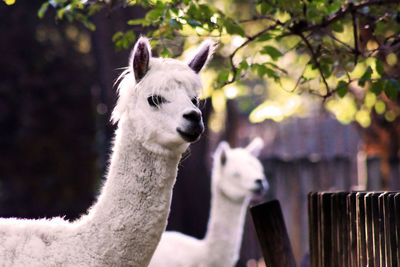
177,110,204,142
252,178,269,195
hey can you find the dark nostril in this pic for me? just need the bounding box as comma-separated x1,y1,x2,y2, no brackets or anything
183,110,202,123
255,179,263,186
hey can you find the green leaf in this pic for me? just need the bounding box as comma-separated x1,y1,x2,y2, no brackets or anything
57,8,65,19
331,21,344,32
82,19,96,31
145,6,164,21
38,2,49,18
331,21,344,33
336,81,349,98
375,60,384,76
112,31,123,42
256,33,273,42
320,63,332,78
217,69,230,83
127,19,147,26
260,45,283,61
358,66,373,87
239,60,249,71
254,64,278,80
384,79,399,101
224,18,245,36
370,79,384,95
257,2,271,14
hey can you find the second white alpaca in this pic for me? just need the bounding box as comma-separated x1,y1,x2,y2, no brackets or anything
149,138,269,267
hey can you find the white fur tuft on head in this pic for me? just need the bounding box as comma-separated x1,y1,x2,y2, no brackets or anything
245,137,264,157
187,40,218,73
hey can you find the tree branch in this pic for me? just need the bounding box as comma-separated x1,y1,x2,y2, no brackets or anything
303,0,399,33
222,22,282,87
351,9,360,65
297,32,331,100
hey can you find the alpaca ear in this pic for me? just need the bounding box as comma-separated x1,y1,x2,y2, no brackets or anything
246,137,264,157
187,40,216,73
215,141,230,166
131,37,151,83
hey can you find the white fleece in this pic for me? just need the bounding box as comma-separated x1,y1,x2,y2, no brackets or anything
149,138,268,267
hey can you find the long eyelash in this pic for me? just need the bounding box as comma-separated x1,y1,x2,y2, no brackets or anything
148,95,167,107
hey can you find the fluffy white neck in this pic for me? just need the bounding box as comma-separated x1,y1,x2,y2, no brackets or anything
203,184,250,266
81,120,181,266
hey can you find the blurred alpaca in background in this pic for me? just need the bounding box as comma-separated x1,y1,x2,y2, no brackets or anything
149,137,269,267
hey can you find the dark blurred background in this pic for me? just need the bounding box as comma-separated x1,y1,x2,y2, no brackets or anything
1,1,400,266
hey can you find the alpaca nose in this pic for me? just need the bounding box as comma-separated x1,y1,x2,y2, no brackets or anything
183,110,202,123
253,178,269,194
177,109,204,143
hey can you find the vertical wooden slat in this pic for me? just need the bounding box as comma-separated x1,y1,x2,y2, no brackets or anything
308,192,318,267
250,200,297,267
317,192,323,267
388,193,397,267
379,192,387,267
348,192,358,267
394,193,400,267
365,192,375,267
336,192,349,267
371,192,382,267
331,193,339,267
356,192,367,267
321,192,333,267
308,190,400,267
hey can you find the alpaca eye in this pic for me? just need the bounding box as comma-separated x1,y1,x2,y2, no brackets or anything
191,97,199,106
147,95,167,107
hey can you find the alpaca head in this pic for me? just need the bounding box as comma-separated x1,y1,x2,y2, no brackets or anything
112,37,215,155
213,138,269,202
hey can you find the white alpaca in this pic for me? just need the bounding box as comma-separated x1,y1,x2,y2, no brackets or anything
0,37,214,266
149,138,269,267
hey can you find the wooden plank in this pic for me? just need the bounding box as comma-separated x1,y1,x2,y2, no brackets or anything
394,193,400,267
308,192,318,267
371,192,383,267
387,193,397,267
320,192,334,267
250,200,297,267
356,192,367,267
348,192,358,267
336,192,349,267
317,192,323,267
331,193,339,267
379,192,387,267
365,192,375,267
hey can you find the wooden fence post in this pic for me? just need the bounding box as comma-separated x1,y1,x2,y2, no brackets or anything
250,200,297,267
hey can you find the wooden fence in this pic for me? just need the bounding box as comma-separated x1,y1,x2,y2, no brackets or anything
308,191,400,267
237,157,400,266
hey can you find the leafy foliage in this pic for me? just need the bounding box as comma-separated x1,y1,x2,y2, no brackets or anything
38,0,400,126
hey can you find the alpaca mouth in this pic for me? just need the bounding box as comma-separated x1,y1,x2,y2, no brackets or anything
252,186,266,195
177,126,203,143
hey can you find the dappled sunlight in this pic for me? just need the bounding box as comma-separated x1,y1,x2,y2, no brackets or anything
325,96,357,124
249,95,302,123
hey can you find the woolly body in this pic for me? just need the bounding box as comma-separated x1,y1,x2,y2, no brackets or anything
0,37,214,267
149,138,268,267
